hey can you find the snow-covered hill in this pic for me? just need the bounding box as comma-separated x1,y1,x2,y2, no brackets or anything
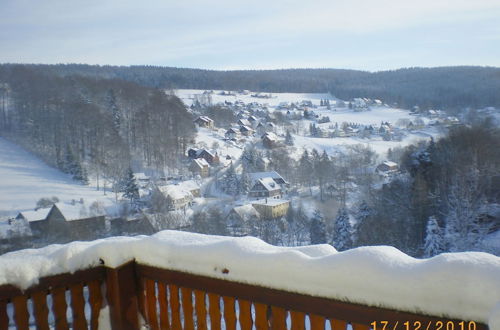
0,138,116,217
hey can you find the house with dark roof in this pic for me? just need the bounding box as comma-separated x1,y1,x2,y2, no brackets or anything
194,116,214,129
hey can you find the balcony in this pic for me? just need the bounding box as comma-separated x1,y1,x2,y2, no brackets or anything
0,231,498,329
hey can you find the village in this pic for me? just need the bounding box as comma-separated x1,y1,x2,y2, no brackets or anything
0,88,465,253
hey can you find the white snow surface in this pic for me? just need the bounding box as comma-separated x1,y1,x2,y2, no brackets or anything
0,230,499,326
0,138,116,217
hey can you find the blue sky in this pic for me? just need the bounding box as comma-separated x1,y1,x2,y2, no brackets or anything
1,0,499,71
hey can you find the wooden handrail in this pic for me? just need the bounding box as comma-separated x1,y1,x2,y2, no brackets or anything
0,261,490,329
136,264,489,330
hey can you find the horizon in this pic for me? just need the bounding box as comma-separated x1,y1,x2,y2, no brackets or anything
1,1,500,71
2,62,499,74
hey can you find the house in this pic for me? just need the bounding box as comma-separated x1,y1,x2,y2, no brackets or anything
376,161,399,174
248,177,283,199
34,203,106,242
226,204,260,235
238,119,251,127
261,132,279,148
248,116,258,127
134,173,150,188
225,128,239,140
194,116,214,129
249,171,289,189
252,199,290,219
15,207,51,238
239,125,254,137
154,185,194,211
187,148,219,164
189,158,210,177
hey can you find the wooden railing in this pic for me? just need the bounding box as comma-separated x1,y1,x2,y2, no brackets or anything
0,261,489,329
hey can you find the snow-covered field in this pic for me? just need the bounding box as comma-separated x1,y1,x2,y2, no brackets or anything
292,129,439,157
0,138,116,217
175,89,336,108
1,231,499,327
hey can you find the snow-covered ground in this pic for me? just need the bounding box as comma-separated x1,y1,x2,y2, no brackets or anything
291,129,439,158
0,138,117,217
175,89,336,108
0,231,499,327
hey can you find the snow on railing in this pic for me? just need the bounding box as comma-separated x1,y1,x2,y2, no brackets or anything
0,230,499,329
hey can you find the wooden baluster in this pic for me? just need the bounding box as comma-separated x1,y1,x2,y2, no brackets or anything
70,283,88,329
352,323,371,330
330,319,348,330
181,287,195,330
290,310,305,330
157,282,170,329
145,279,159,330
169,284,182,329
207,293,221,329
12,295,29,330
88,280,103,330
32,291,50,330
310,314,325,330
238,299,253,330
271,306,287,329
193,290,207,330
254,302,268,330
137,278,147,326
0,300,8,329
223,296,237,329
51,287,69,330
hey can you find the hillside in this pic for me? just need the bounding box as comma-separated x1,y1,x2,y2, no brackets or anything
0,138,116,217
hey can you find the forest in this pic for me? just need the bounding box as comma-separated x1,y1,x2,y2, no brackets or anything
1,64,500,110
0,65,195,196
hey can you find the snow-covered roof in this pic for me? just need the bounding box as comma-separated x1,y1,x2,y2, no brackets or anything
178,180,200,192
0,231,499,327
193,158,209,168
262,132,278,141
239,125,253,132
158,185,192,200
255,177,279,191
230,204,260,219
238,119,251,127
249,171,286,183
252,199,290,206
53,202,105,221
17,208,51,222
195,116,214,123
383,161,398,167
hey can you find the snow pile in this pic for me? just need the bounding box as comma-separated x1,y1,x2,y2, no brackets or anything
0,231,499,326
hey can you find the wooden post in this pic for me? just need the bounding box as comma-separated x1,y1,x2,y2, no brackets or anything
106,261,140,330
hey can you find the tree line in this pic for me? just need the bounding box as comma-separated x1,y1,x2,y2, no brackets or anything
2,64,499,110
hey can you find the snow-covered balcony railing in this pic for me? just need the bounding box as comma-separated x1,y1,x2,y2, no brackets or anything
0,231,499,329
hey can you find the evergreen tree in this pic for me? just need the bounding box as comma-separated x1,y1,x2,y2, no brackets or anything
72,161,89,184
220,163,240,196
62,145,76,174
240,167,251,194
309,210,327,244
423,216,443,257
333,208,353,251
122,167,140,205
285,130,294,146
